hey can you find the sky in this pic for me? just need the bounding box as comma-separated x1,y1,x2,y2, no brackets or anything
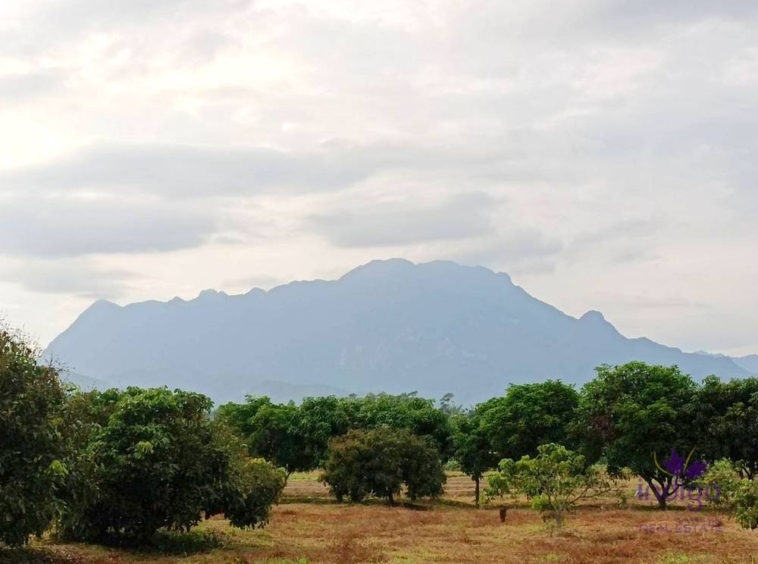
0,0,757,356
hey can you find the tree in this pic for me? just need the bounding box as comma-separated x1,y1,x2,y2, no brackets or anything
342,393,453,458
295,396,352,467
60,387,283,541
247,403,317,482
0,328,68,546
576,362,698,509
695,377,758,479
216,395,274,436
451,408,499,507
481,380,579,461
321,428,446,504
487,443,619,528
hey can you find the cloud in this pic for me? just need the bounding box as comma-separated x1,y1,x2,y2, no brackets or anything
432,230,565,275
0,257,137,298
307,192,498,248
0,194,218,257
0,70,66,102
0,143,382,198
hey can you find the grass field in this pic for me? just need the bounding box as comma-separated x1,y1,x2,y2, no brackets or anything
4,473,758,564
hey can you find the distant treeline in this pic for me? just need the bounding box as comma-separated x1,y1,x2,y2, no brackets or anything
216,363,758,510
3,322,758,547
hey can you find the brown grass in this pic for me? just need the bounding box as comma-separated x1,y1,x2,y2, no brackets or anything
7,474,758,564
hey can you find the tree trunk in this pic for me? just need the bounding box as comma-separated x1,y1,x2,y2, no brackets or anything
474,476,480,508
388,492,394,506
648,479,676,510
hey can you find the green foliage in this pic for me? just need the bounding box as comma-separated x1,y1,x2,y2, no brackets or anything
59,387,282,541
343,393,454,457
480,380,579,461
487,443,618,527
222,458,286,530
216,396,273,438
247,403,318,480
733,479,758,530
451,408,500,506
575,362,698,509
694,458,741,508
0,329,67,546
694,376,758,480
219,393,454,475
321,428,446,504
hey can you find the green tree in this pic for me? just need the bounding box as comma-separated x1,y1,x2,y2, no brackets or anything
342,393,453,457
487,443,618,528
695,377,758,479
481,380,579,461
216,395,273,438
451,408,499,507
321,428,446,504
576,362,698,509
60,387,283,541
0,328,68,546
247,402,317,482
295,396,351,467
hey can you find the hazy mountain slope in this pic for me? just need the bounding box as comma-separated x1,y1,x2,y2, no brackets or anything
59,370,112,391
733,355,758,374
44,259,750,404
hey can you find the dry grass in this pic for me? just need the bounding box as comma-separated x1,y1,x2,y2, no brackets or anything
6,474,758,564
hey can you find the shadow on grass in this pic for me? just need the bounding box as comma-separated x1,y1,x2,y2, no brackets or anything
131,529,230,554
0,531,231,564
55,528,232,557
0,547,60,564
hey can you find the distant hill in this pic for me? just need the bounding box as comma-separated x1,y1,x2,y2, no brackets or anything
733,355,758,374
44,259,751,405
59,370,112,391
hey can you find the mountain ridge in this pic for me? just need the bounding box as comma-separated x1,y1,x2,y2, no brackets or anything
45,259,753,405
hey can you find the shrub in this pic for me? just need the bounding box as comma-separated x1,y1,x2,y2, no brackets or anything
223,458,286,529
321,427,445,504
487,443,620,528
734,480,758,530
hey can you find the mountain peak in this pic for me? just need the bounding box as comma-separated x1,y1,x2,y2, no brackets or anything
580,310,607,323
340,258,416,280
197,289,228,300
82,299,120,316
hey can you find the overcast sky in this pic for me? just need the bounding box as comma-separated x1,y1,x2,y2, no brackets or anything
1,0,757,355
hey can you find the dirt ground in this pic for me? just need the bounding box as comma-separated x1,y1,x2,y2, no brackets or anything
4,473,757,564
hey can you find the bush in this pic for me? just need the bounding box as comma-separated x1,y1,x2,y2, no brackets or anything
60,387,283,541
734,480,758,530
321,428,445,504
223,458,286,529
0,328,68,546
487,443,620,528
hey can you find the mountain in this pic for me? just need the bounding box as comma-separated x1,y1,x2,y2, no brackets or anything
59,370,112,391
694,351,758,376
44,259,752,405
732,355,758,374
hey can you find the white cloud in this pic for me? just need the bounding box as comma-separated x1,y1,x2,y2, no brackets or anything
0,0,756,355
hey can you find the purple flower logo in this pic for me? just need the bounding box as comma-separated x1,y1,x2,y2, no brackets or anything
657,448,708,481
